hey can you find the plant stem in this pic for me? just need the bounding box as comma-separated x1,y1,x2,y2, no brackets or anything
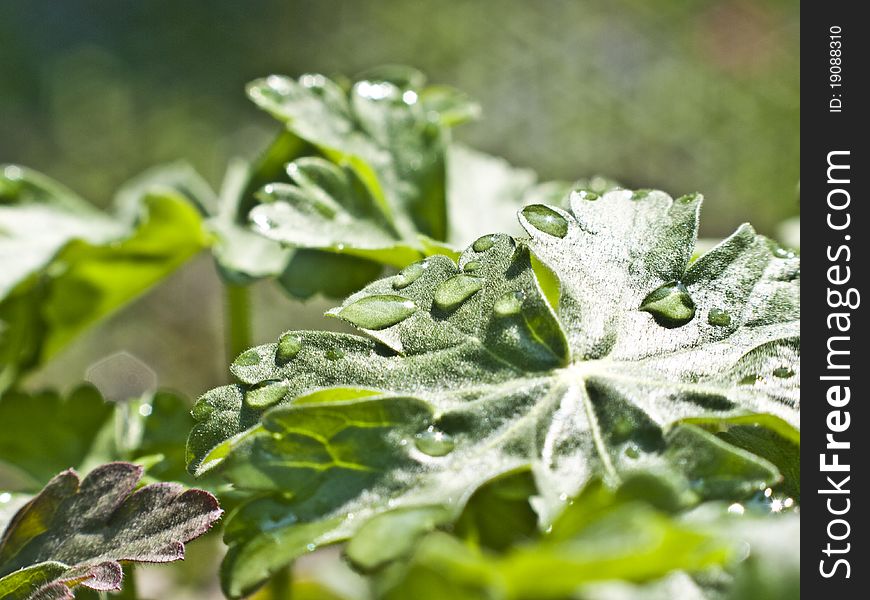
225,283,253,363
267,566,291,599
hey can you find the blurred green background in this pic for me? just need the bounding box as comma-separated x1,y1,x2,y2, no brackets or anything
1,0,799,398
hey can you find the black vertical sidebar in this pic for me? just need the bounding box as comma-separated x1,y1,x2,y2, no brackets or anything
803,2,868,597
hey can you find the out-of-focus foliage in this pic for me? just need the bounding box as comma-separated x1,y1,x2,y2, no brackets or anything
0,0,798,238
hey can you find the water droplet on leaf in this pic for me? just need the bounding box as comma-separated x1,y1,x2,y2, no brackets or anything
676,192,701,204
773,367,795,378
472,235,496,252
631,189,651,200
639,281,696,327
578,190,599,201
433,275,484,311
326,348,345,361
415,426,455,457
521,205,569,238
246,380,289,408
234,350,261,368
339,295,417,330
392,262,426,289
494,291,524,316
707,308,732,327
624,444,640,459
276,333,302,364
463,260,481,273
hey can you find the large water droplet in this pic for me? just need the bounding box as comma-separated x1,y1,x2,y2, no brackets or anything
414,426,455,457
773,367,795,378
521,205,569,238
246,380,289,408
707,308,732,327
276,333,302,364
494,291,523,316
472,235,496,252
339,295,417,330
640,281,696,327
392,262,426,289
234,349,261,368
433,275,484,311
577,190,599,201
463,260,481,273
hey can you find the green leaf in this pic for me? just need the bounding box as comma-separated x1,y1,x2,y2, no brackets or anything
0,386,112,492
248,69,463,242
190,190,798,596
0,462,221,600
379,481,798,600
246,70,460,270
0,166,209,387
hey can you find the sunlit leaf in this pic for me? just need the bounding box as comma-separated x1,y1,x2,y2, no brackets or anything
0,463,221,599
190,190,798,597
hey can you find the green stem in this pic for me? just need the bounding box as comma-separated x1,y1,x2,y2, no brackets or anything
225,283,253,363
267,566,291,599
117,564,139,599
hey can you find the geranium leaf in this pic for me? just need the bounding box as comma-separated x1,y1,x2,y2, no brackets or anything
0,463,221,600
189,190,798,597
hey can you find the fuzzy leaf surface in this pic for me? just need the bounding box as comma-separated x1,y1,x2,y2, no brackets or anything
189,190,799,597
0,463,221,600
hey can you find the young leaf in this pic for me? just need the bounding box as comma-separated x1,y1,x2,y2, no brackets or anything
189,190,799,596
245,69,461,270
0,463,221,600
0,166,209,387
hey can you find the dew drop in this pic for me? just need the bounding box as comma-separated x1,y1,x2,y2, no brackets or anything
577,190,599,201
339,295,417,330
773,247,795,259
392,262,426,289
707,307,732,327
433,275,484,311
299,73,326,89
472,235,496,252
631,189,652,200
739,375,761,386
246,380,289,408
639,281,696,327
624,444,640,459
521,204,569,238
772,367,795,378
493,291,523,317
414,426,455,457
234,349,261,368
676,192,701,204
276,333,302,364
251,211,276,233
306,543,316,552
326,348,345,361
463,260,481,273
